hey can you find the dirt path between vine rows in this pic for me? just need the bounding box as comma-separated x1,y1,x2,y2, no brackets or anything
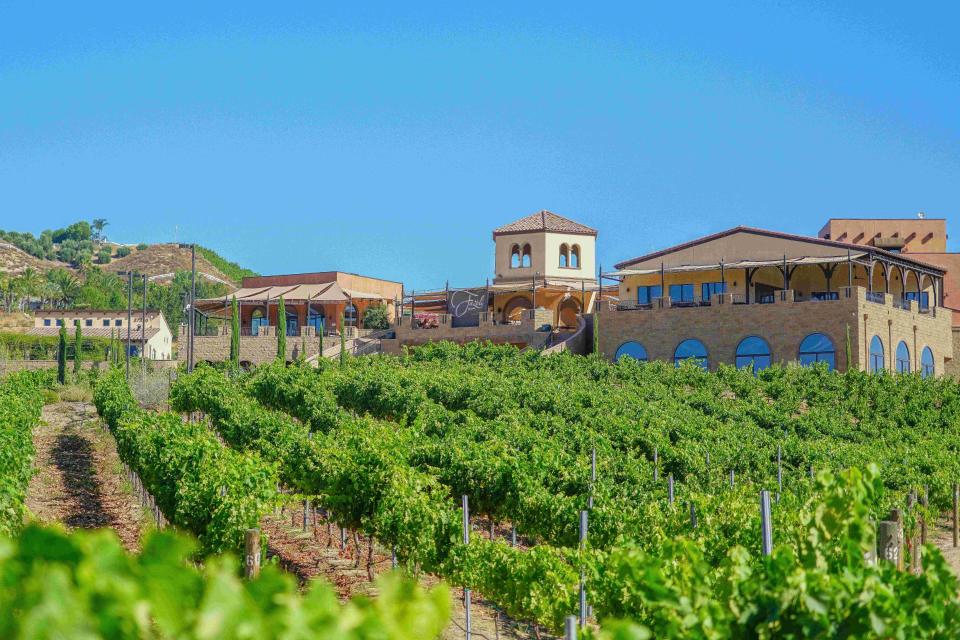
931,515,960,577
25,402,147,551
261,504,554,639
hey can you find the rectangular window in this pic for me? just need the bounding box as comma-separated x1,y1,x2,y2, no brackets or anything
103,319,110,327
700,282,726,300
669,283,695,303
636,285,662,305
43,319,51,326
56,319,63,326
904,291,930,309
85,319,93,327
115,319,122,326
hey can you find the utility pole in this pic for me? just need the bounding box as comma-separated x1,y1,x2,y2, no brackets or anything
142,274,148,375
179,243,197,373
126,271,132,379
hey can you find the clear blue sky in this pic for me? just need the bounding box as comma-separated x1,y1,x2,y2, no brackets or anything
1,2,957,289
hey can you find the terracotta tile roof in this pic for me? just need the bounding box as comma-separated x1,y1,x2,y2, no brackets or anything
494,210,597,236
26,326,160,341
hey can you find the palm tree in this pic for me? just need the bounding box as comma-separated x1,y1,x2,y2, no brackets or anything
92,218,109,243
47,269,81,307
17,268,43,307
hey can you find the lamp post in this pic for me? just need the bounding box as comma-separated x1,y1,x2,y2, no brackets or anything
178,243,196,373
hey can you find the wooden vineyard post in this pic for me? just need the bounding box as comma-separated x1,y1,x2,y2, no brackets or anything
954,483,959,548
921,486,928,546
890,509,905,571
879,519,901,570
578,509,588,628
565,615,577,640
245,528,261,579
462,495,471,640
510,524,517,547
729,469,735,489
653,446,658,482
689,502,697,529
668,473,675,505
760,490,773,556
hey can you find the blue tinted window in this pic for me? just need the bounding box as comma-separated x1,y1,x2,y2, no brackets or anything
615,341,648,361
896,341,910,373
904,291,930,309
869,336,884,373
735,336,771,372
921,347,934,378
637,285,662,305
798,333,835,370
43,319,51,326
701,282,726,300
674,339,708,369
669,284,695,303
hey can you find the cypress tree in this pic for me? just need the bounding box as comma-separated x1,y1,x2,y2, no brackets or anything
339,312,347,368
57,325,67,384
73,322,82,375
230,296,240,371
277,296,287,362
845,323,853,371
592,310,599,355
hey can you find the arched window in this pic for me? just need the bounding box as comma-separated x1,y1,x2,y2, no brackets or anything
869,336,885,373
896,341,910,373
559,243,569,268
510,244,521,269
344,303,358,327
251,308,267,336
571,245,580,268
921,346,935,378
674,339,708,370
521,244,532,268
735,336,771,372
798,333,835,370
615,341,648,361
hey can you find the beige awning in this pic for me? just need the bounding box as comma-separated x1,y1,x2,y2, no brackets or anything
195,281,351,312
604,253,869,278
342,288,390,300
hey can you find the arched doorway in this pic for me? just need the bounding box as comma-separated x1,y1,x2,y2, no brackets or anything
558,297,580,329
502,296,532,324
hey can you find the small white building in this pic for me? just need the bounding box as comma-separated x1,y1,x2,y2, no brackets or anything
29,309,174,360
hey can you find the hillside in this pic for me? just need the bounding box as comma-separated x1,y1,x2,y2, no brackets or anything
0,242,63,275
104,243,242,287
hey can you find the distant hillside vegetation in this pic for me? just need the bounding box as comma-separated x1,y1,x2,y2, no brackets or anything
196,246,258,284
105,244,245,287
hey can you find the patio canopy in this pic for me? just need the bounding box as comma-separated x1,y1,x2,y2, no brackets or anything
194,281,351,314
603,252,870,278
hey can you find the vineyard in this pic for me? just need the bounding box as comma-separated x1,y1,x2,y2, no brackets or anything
4,344,960,637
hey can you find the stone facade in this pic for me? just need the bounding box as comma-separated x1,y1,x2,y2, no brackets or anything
183,325,338,366
384,308,554,354
598,286,953,375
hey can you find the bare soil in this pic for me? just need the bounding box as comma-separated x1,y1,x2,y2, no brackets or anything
261,503,552,639
931,515,960,576
25,401,146,550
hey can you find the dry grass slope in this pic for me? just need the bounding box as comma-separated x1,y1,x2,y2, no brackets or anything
0,242,64,275
105,243,238,287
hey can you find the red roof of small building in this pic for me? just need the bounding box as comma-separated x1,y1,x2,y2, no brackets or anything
493,210,597,237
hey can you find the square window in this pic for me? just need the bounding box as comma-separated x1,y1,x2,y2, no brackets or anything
103,319,110,327
85,319,93,327
56,319,63,326
43,319,51,326
115,319,122,326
